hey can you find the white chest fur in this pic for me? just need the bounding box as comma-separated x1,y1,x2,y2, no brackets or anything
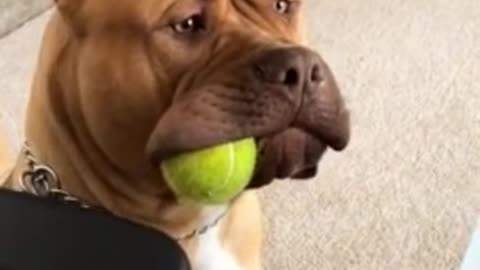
193,206,242,270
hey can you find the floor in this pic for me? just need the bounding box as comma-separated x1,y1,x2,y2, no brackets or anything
0,0,51,37
1,1,479,269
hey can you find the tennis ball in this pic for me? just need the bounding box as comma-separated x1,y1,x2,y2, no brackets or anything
160,138,257,205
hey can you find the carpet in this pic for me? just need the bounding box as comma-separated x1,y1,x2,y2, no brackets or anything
0,0,51,38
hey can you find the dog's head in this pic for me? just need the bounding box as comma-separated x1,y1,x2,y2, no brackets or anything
51,0,350,192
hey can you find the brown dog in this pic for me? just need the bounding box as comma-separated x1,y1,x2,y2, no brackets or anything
0,0,350,269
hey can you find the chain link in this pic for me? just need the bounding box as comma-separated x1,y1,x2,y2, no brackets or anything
20,143,92,209
176,209,228,240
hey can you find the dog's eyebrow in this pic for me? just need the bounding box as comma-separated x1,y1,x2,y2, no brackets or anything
230,0,262,23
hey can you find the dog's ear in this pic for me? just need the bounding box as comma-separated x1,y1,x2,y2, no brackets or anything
54,0,85,33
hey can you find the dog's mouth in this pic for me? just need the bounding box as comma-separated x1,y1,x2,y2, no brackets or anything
248,91,350,188
145,77,350,188
249,128,329,188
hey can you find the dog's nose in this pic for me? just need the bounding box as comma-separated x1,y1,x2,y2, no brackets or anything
253,47,324,92
251,46,350,151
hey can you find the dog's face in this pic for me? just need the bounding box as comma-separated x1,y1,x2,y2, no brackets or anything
53,0,350,191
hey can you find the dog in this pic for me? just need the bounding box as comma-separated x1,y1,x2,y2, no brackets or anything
0,0,350,269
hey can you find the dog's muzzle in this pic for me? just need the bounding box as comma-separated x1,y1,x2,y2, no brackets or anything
146,46,351,188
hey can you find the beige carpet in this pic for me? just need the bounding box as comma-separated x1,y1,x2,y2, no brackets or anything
0,1,479,269
0,0,51,37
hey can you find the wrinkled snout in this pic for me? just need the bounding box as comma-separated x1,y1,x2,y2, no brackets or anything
146,46,350,186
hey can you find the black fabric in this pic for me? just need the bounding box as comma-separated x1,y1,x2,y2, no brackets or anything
0,189,191,270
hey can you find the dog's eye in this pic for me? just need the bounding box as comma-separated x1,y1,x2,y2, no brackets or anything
274,0,292,15
172,14,205,34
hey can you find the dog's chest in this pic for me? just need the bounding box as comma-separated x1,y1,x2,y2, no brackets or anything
193,207,242,270
194,226,242,270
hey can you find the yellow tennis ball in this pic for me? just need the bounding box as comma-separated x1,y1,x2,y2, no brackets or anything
160,138,257,205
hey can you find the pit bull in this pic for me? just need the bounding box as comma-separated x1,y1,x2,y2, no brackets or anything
0,0,350,269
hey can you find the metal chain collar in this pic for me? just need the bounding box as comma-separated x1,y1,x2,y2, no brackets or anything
177,209,228,240
19,143,92,209
19,143,229,241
